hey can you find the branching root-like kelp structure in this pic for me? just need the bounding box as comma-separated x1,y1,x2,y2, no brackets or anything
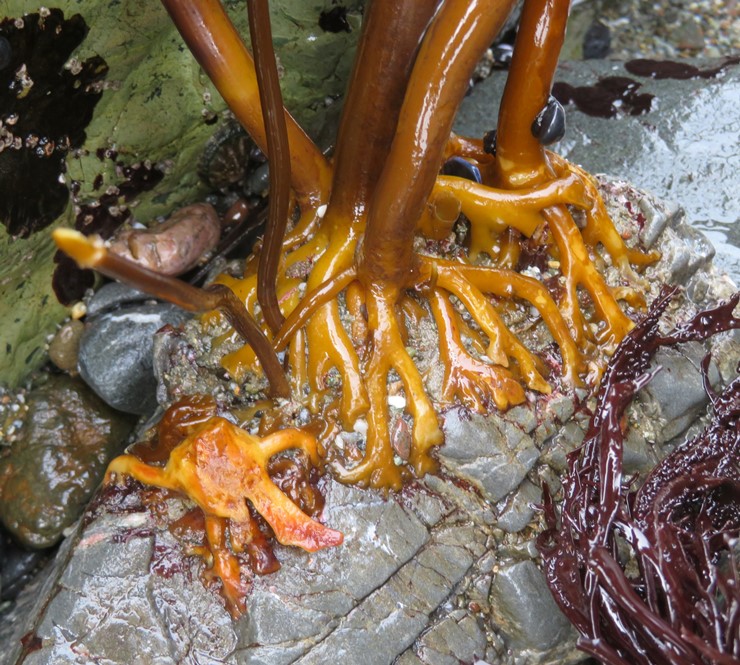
110,0,654,490
53,0,666,607
49,0,681,617
539,287,740,664
106,395,342,616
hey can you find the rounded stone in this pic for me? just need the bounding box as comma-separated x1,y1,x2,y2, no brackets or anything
48,319,85,374
0,531,50,601
85,282,151,318
78,302,191,415
0,375,135,549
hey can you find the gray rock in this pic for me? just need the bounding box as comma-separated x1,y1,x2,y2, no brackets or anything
85,282,152,317
440,408,539,503
658,216,716,284
489,560,575,653
496,480,542,534
408,609,488,665
454,59,740,282
78,303,191,415
293,523,484,665
0,540,49,602
622,426,659,476
642,343,720,442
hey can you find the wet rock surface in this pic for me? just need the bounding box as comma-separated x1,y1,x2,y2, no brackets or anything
4,232,737,665
78,299,191,415
0,375,134,550
0,532,50,603
2,61,740,664
454,58,740,281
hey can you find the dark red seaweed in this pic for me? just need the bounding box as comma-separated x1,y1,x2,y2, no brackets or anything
538,286,740,664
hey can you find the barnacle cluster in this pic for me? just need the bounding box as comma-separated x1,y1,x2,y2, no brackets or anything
54,0,660,614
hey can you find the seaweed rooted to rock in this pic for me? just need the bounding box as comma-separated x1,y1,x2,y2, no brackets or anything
539,287,740,664
51,0,678,617
106,399,342,617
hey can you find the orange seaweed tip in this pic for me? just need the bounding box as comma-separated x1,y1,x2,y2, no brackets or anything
52,229,107,269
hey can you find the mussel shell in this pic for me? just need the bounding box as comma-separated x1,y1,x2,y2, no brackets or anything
483,129,497,156
531,96,566,146
441,156,482,183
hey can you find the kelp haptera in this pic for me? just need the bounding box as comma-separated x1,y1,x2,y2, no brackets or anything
53,0,665,615
539,287,740,664
106,0,654,489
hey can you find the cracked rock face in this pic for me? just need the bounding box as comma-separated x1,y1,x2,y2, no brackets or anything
3,63,740,665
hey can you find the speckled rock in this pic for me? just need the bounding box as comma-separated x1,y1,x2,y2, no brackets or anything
0,375,134,549
78,302,191,415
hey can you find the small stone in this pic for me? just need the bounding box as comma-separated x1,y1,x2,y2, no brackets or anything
583,20,611,59
0,531,50,601
674,18,705,51
638,197,679,249
623,426,658,476
545,393,575,423
505,405,538,433
0,375,134,549
78,302,191,415
48,319,84,374
85,282,150,317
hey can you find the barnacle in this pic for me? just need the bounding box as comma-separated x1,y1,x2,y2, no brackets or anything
106,414,343,616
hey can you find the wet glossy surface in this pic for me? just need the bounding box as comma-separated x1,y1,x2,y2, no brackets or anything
456,59,740,282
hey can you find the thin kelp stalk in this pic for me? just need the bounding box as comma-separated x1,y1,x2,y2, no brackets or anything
494,0,568,188
247,0,290,334
52,229,290,398
359,0,517,287
160,0,330,204
492,0,634,350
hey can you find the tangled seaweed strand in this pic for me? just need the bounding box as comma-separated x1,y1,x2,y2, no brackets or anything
538,286,740,664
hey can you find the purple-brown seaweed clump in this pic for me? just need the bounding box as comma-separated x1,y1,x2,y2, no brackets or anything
538,286,740,665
